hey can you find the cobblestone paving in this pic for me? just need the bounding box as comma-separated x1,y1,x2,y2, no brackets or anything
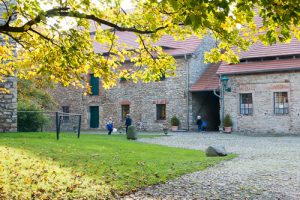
122,132,300,200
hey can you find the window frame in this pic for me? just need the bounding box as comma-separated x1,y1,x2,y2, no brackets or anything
160,73,166,81
239,93,253,116
274,92,289,115
62,106,70,121
89,74,99,96
156,104,166,120
121,105,130,121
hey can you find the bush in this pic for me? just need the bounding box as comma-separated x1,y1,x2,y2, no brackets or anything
224,114,233,127
170,115,180,126
17,101,49,132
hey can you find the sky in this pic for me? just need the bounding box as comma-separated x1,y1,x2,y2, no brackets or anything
43,0,134,30
121,0,133,10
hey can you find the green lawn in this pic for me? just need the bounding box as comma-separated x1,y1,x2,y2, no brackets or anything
0,132,235,199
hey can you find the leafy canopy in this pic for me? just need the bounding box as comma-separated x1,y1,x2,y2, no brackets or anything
0,0,299,89
17,78,56,110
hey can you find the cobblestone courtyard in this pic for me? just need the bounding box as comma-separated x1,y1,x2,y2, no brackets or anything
123,132,300,200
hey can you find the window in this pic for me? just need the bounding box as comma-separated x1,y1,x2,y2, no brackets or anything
274,92,289,115
121,105,130,121
89,74,99,96
240,93,253,115
156,104,166,120
156,70,166,81
120,77,127,83
160,73,166,81
62,106,70,120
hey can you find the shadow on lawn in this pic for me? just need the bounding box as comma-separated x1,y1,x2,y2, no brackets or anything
0,132,236,195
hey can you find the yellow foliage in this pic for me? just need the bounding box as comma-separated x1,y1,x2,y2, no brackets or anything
0,146,112,199
0,0,299,90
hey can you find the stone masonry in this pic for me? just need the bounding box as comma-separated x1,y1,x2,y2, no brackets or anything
0,76,17,132
224,71,300,134
0,1,17,132
52,35,216,131
187,36,216,130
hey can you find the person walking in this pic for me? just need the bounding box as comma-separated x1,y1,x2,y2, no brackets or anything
125,114,132,133
106,117,113,135
196,115,202,132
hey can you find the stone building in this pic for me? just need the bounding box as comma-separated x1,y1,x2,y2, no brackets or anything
217,38,300,134
0,1,17,132
53,33,221,131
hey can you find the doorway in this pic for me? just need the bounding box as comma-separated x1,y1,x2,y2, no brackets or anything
90,106,99,128
192,91,220,131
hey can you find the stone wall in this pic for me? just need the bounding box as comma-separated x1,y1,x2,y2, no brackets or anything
51,58,189,131
0,76,17,132
187,35,216,129
224,71,300,134
50,36,216,131
102,58,189,131
0,1,17,132
51,57,208,131
51,84,103,130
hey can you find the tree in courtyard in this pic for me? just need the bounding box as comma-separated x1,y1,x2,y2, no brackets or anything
0,0,299,89
17,78,56,131
17,78,56,110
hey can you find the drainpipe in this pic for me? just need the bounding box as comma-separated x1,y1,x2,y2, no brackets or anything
213,75,224,132
220,76,225,131
185,54,190,131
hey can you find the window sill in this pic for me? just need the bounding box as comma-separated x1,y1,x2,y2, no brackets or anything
155,120,167,123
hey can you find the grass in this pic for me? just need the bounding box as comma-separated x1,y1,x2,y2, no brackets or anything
0,132,236,198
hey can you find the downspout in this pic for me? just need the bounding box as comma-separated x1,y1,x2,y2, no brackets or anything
221,74,225,131
185,54,190,131
213,75,224,132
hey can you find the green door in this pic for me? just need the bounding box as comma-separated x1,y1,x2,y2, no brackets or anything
90,106,99,128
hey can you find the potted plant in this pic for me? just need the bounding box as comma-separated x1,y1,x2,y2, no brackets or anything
170,115,180,131
223,114,233,133
162,122,169,135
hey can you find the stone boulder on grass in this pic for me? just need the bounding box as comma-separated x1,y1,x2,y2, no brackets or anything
206,145,227,157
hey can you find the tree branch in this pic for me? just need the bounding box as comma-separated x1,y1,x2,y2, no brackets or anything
29,28,60,47
138,35,156,62
0,7,168,34
1,0,12,27
120,8,156,62
2,32,26,49
105,28,116,65
1,0,8,13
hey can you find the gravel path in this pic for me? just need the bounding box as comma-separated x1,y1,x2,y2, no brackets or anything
122,132,300,200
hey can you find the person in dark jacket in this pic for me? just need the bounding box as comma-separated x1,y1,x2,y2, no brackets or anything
196,115,202,132
125,114,132,133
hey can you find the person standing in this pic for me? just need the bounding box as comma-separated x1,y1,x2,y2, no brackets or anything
196,115,202,132
125,114,132,133
106,117,113,135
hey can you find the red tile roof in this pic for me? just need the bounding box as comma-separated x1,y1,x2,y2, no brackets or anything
217,58,300,75
239,38,300,59
218,31,300,75
93,31,202,56
190,63,220,91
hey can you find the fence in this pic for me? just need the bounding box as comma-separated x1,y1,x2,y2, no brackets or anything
17,111,82,140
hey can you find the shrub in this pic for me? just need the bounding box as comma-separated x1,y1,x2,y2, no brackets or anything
224,114,233,127
170,115,180,126
17,101,49,132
